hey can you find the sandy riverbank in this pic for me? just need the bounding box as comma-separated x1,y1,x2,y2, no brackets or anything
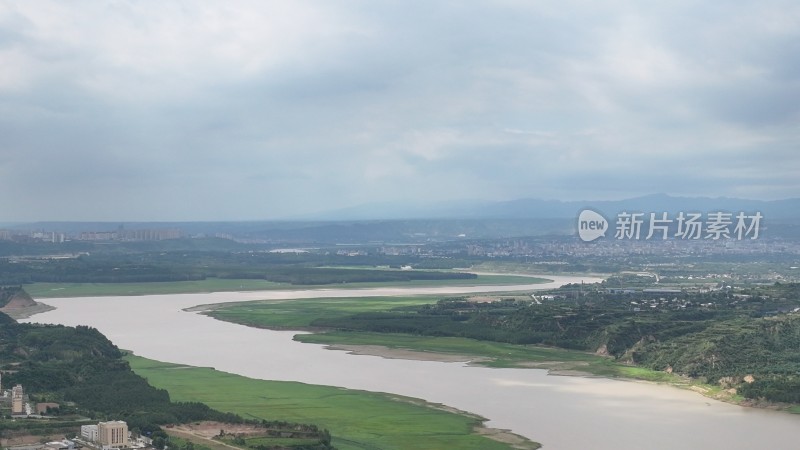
322,343,491,363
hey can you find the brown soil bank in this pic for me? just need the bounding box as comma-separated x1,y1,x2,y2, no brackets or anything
0,287,54,319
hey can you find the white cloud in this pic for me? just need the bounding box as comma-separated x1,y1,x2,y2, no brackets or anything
0,0,797,220
3,1,362,102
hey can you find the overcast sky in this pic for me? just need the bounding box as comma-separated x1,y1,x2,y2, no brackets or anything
1,1,798,221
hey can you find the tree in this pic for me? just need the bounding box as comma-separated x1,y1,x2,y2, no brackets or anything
152,436,166,450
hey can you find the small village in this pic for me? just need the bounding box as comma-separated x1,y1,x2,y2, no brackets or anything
0,380,151,450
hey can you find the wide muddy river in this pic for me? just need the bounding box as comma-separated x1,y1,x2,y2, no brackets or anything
23,276,800,449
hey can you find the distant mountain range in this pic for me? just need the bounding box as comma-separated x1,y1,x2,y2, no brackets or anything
311,194,800,221
8,194,799,243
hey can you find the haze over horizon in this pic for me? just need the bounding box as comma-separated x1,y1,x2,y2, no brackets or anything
1,1,798,221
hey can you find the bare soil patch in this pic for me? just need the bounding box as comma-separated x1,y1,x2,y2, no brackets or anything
1,301,56,320
1,433,65,448
324,343,489,363
170,422,265,439
166,422,265,450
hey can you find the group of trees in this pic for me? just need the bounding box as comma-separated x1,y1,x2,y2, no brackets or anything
0,316,221,428
314,285,800,403
0,310,335,448
217,421,333,450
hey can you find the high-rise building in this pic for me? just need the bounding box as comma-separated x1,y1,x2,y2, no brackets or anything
81,425,99,442
98,421,128,448
11,384,24,415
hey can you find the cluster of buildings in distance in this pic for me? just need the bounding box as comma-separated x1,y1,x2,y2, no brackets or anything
0,228,183,243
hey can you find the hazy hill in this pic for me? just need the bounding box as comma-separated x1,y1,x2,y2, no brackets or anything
312,194,800,221
7,194,800,243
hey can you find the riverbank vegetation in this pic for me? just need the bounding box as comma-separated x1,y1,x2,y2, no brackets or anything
25,279,285,298
207,297,676,380
24,274,539,298
209,283,800,408
205,296,447,329
0,309,333,449
126,355,541,450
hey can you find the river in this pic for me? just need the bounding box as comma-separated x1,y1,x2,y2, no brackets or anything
22,276,800,450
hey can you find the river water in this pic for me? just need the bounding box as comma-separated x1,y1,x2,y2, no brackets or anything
22,277,800,450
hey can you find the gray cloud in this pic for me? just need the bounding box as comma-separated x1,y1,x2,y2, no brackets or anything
0,0,798,220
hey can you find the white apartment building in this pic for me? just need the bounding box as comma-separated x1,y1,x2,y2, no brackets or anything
11,384,24,415
81,424,99,442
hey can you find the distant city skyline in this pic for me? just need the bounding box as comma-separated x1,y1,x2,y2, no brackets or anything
1,2,798,221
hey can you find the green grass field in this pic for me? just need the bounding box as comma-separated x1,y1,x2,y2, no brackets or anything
25,275,545,298
25,279,286,298
295,331,626,373
206,296,440,329
126,355,540,450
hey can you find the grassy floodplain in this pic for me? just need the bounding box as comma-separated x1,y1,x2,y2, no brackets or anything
25,274,544,298
126,355,540,450
204,296,441,329
295,331,644,375
24,279,286,298
208,296,716,387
